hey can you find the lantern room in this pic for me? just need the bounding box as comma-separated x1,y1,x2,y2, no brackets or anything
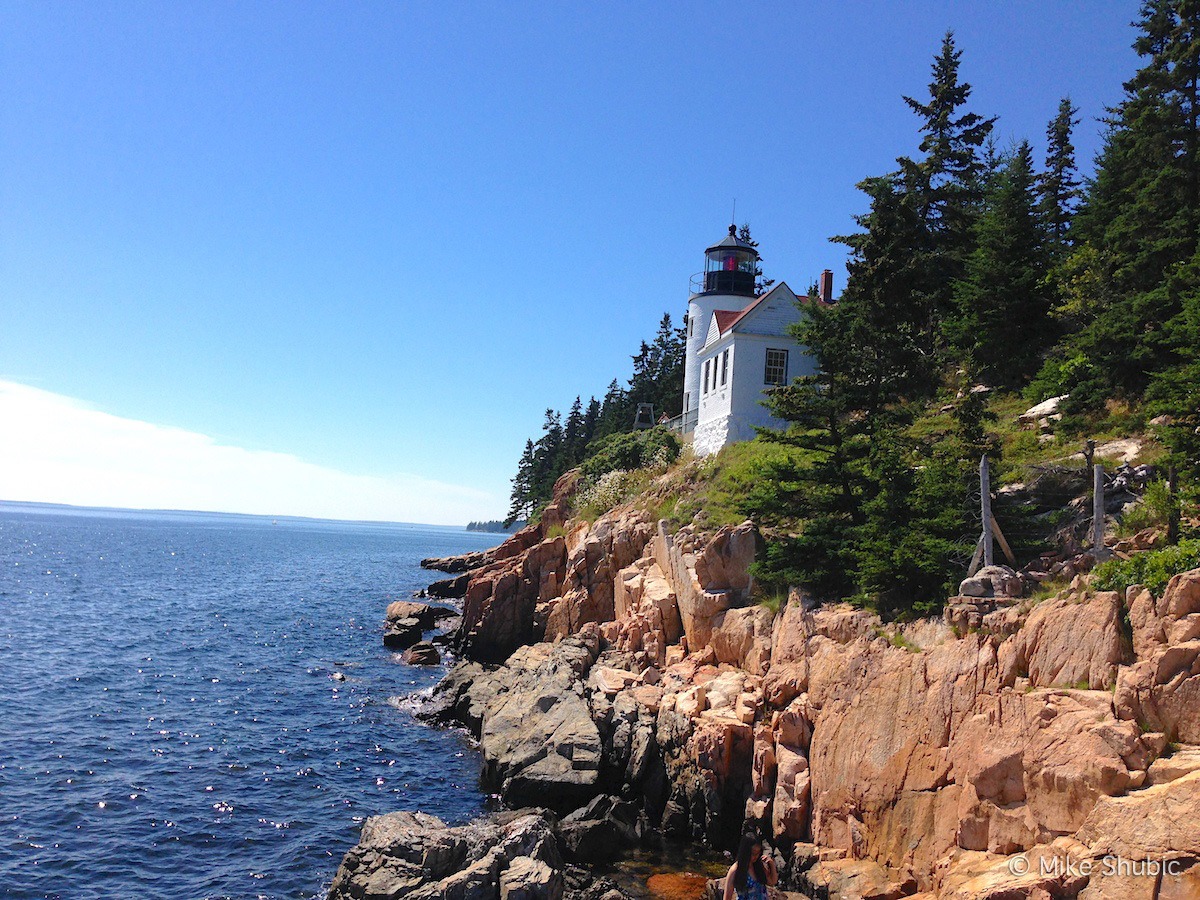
702,225,759,296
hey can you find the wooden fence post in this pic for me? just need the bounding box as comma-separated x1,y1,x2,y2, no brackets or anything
1168,464,1180,545
1092,463,1109,559
980,455,994,569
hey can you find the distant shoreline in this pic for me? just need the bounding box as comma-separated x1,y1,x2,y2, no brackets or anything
0,498,491,532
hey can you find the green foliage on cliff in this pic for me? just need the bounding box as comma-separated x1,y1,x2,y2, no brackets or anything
750,10,1200,617
506,8,1200,619
579,429,680,480
505,315,686,526
1093,539,1200,597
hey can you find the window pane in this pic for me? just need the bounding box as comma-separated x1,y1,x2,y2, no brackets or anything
764,348,788,385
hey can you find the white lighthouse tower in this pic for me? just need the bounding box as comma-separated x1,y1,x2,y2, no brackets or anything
681,226,761,419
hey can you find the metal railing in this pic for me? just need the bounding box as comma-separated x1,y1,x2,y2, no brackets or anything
662,408,698,435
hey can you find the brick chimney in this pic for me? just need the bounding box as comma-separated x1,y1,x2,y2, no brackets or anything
818,269,834,303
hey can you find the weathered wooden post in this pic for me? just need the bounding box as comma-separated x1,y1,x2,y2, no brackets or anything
980,455,994,568
1092,463,1109,558
1168,464,1180,545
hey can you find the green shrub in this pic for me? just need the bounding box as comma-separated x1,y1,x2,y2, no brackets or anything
579,428,680,480
574,469,650,520
1092,539,1200,596
1118,479,1176,536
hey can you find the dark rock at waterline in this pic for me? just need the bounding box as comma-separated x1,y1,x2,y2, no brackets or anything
479,635,605,815
383,616,424,650
415,661,500,731
558,795,643,864
382,600,457,650
385,600,455,629
402,641,441,666
420,549,494,573
327,807,567,900
428,572,471,599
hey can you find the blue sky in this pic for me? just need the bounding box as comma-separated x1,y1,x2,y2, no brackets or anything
0,1,1140,524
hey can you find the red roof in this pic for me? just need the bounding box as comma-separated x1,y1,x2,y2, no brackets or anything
713,309,741,333
712,282,832,337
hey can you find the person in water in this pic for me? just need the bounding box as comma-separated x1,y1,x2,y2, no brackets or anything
723,832,778,900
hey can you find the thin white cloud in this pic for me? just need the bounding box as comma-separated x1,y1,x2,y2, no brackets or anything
0,380,497,525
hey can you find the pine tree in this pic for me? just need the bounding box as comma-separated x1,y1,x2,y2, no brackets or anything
561,397,585,467
596,379,629,439
830,33,996,399
505,439,537,526
1042,1,1200,404
832,173,934,403
1039,97,1082,256
582,396,601,447
738,223,775,296
900,32,997,284
528,409,563,506
753,301,884,600
952,141,1051,387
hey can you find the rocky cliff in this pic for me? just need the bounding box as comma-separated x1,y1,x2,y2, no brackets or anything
331,476,1200,900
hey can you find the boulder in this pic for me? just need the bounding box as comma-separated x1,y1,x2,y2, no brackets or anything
428,573,471,599
1019,395,1067,424
500,856,564,900
958,565,1023,599
710,605,775,676
421,548,497,573
1158,568,1200,620
328,809,565,900
802,857,915,900
1076,769,1200,858
383,617,425,650
1114,640,1200,743
479,635,605,813
403,641,442,666
556,794,641,863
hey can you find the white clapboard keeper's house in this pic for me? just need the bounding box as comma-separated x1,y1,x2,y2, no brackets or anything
670,226,834,456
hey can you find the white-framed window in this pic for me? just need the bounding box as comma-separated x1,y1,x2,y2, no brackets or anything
703,359,710,394
720,349,729,386
688,316,693,337
764,348,788,386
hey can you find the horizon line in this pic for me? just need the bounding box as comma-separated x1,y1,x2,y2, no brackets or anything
0,497,485,531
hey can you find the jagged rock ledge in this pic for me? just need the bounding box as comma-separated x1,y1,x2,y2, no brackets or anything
343,472,1200,899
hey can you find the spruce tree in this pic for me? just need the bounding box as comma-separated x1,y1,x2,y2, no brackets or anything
561,397,585,467
505,439,537,526
900,31,997,306
738,223,775,296
582,396,601,447
1039,97,1082,256
952,141,1051,387
1044,0,1200,403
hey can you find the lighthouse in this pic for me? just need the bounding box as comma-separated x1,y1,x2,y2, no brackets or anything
681,225,760,418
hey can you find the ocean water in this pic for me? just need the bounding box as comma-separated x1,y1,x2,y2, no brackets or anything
0,503,502,900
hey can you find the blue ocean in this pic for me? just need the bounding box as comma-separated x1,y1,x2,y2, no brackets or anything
0,503,501,900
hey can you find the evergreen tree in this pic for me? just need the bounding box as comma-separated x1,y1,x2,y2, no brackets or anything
1041,0,1200,404
1145,251,1200,481
505,439,537,526
738,223,775,296
596,379,630,439
529,409,563,506
753,301,886,600
900,30,997,318
582,396,601,446
832,173,934,403
562,396,585,466
951,141,1052,387
1039,97,1082,256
